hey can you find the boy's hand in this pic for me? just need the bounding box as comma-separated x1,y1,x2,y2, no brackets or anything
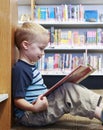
32,95,48,112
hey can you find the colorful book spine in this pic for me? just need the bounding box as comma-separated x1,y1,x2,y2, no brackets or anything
34,4,85,22
54,54,59,69
60,30,69,44
96,28,102,44
79,4,84,21
49,28,103,47
50,26,55,44
73,31,80,45
40,7,47,20
67,4,72,21
48,7,55,20
48,56,54,70
68,31,73,45
57,29,61,44
54,29,58,44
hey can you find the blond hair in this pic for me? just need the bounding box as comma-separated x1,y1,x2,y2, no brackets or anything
15,22,49,49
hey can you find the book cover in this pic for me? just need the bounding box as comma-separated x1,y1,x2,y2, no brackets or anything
43,65,95,96
60,30,69,44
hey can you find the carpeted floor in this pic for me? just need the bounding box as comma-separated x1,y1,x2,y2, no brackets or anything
11,90,103,130
11,114,103,130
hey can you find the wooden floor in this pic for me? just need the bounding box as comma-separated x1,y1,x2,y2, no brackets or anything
11,90,103,130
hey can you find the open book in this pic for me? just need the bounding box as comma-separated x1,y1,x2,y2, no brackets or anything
43,65,95,96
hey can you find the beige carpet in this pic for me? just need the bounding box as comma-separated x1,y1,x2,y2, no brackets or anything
11,90,103,130
11,114,103,130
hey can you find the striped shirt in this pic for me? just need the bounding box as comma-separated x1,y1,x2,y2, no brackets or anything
12,60,48,118
25,66,47,102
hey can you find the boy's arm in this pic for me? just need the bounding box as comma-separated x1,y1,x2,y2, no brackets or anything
14,98,35,111
14,95,48,112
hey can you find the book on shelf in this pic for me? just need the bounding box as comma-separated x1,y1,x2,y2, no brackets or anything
38,53,102,72
60,30,69,44
40,7,47,20
34,4,85,22
50,26,55,44
49,27,103,46
43,65,95,96
48,7,55,20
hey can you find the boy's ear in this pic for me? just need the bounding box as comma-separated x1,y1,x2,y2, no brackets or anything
22,41,29,49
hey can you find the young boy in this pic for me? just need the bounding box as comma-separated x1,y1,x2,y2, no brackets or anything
12,22,103,127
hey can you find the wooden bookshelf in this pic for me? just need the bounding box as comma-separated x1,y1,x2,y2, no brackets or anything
0,0,17,130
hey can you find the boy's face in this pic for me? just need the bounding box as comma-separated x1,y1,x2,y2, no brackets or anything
24,37,49,64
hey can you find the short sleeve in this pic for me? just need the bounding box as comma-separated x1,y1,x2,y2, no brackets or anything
12,61,32,98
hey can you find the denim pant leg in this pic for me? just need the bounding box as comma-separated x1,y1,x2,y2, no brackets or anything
19,82,100,126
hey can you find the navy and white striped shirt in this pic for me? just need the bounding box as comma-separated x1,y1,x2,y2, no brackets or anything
12,60,48,118
25,66,47,102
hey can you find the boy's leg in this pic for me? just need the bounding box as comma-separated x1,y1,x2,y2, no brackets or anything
45,82,101,123
19,82,101,126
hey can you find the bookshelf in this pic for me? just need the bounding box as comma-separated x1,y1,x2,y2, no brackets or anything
18,0,103,76
18,0,103,75
0,0,17,130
